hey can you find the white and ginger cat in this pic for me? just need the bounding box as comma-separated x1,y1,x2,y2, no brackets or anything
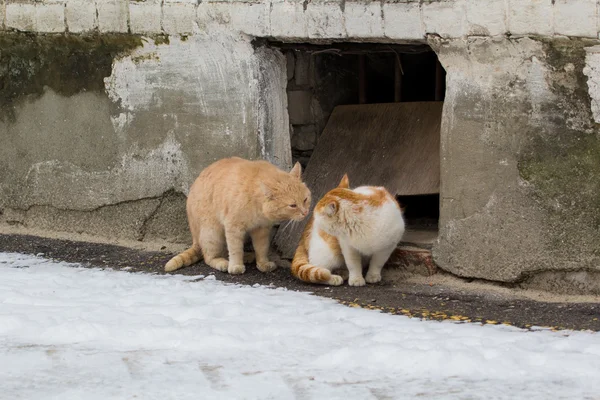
165,157,311,275
291,174,405,287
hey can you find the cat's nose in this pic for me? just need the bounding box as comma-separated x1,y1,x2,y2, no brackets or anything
301,209,308,216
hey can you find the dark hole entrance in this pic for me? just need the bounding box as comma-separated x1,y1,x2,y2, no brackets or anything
271,41,446,246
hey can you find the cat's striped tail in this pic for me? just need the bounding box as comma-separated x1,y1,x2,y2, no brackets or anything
291,243,343,286
165,246,202,272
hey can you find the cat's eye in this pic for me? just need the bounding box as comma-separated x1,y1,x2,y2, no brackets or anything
304,197,308,203
289,204,297,208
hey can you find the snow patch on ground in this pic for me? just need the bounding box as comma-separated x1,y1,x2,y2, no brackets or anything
1,253,599,399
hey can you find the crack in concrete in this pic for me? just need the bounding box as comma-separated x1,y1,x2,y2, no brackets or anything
136,191,170,242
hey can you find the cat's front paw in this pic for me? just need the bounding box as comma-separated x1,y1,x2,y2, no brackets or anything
365,271,382,284
210,259,229,272
228,264,246,275
328,275,344,286
257,261,277,273
348,276,366,287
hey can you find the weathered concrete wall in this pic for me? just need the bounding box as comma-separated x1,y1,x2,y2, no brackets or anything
432,36,600,291
0,31,290,243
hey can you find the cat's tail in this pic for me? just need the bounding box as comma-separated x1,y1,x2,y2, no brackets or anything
291,243,343,286
165,245,202,272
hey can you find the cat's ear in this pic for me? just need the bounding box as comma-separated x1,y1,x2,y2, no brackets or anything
289,162,302,179
338,174,349,189
261,183,274,199
324,201,337,217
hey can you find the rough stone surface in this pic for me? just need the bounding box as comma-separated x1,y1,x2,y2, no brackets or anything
432,36,600,283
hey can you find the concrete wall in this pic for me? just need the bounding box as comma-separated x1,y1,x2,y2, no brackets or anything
432,36,600,293
0,29,290,244
1,0,600,293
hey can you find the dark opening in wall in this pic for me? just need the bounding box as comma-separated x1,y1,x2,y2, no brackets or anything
273,41,445,245
396,194,440,230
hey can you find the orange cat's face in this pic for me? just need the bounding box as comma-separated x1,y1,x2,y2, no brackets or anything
262,163,311,222
314,174,387,235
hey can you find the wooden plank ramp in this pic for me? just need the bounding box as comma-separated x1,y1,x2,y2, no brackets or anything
274,102,443,259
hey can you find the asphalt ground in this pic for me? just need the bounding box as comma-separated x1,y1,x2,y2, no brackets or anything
1,233,598,332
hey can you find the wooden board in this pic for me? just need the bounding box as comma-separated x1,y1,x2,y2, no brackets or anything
274,102,443,259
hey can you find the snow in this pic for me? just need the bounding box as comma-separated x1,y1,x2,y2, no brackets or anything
1,253,599,400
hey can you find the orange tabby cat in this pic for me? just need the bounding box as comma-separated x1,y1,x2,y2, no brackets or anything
165,157,311,275
292,174,405,286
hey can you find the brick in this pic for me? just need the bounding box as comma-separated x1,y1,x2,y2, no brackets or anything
229,2,269,37
553,0,596,38
270,1,307,39
287,90,313,125
97,0,128,33
204,0,261,3
294,52,310,87
306,2,346,39
508,0,553,36
422,0,467,38
383,2,423,40
286,51,295,81
163,2,196,34
130,0,162,34
66,0,98,33
6,2,36,31
345,1,384,39
465,0,506,37
36,3,65,33
291,124,317,151
197,2,269,36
